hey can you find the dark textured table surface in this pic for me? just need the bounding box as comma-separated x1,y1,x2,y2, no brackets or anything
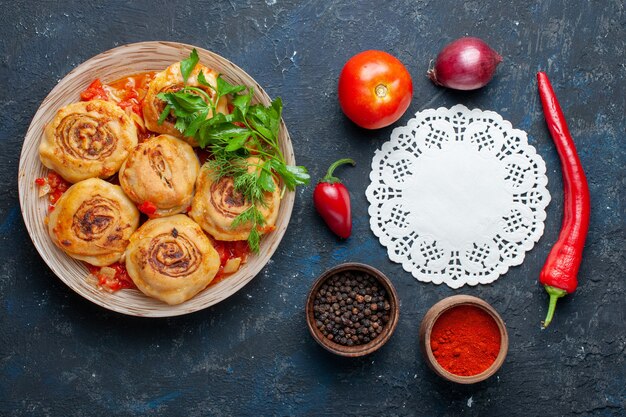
1,1,624,416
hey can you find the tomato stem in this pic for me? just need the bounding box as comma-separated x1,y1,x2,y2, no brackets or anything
375,84,388,98
321,158,355,184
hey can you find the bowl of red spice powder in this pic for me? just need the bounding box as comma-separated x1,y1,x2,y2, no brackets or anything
419,295,508,384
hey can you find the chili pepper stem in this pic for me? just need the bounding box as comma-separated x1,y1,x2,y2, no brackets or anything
542,285,568,329
321,158,356,183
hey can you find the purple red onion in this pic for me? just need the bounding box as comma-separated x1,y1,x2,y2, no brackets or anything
427,37,502,90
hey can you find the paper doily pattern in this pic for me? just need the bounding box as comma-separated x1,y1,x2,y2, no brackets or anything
366,105,550,288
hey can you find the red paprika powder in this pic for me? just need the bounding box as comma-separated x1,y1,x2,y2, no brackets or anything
430,305,501,376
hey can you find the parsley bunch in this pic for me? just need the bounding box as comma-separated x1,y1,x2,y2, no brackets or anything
157,49,309,252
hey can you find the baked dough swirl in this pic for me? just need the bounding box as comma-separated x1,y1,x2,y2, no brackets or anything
47,178,140,266
189,158,281,241
125,215,220,305
142,61,228,146
119,135,200,217
39,100,138,183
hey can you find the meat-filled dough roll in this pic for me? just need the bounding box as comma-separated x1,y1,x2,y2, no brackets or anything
142,60,228,146
39,100,138,183
189,157,281,241
47,178,140,266
125,215,220,305
119,135,200,218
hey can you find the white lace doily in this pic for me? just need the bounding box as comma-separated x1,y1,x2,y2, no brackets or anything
366,105,550,288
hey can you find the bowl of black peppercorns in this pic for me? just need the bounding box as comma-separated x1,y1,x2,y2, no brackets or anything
306,263,400,357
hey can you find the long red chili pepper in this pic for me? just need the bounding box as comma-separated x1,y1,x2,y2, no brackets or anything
537,72,591,328
313,158,355,239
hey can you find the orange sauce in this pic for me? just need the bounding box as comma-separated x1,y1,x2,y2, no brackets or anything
106,72,156,142
35,171,70,212
210,239,251,286
106,72,155,113
87,262,137,292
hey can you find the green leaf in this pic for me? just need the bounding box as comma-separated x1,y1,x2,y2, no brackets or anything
246,99,282,142
205,111,237,127
157,104,171,125
197,70,215,90
231,90,253,118
183,109,209,137
225,133,250,152
156,92,171,104
217,75,247,96
272,163,310,190
285,165,310,186
180,48,199,83
198,125,247,148
173,93,208,115
258,161,276,192
174,116,188,133
269,97,283,138
247,116,274,141
271,97,283,115
206,124,249,139
183,86,213,103
247,104,270,127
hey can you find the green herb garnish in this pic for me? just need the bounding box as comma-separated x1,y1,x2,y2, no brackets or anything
180,48,199,82
157,49,310,252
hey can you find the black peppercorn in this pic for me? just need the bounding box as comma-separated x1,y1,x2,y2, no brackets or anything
313,270,392,348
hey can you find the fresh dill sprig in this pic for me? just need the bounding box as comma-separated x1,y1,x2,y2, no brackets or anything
231,206,266,252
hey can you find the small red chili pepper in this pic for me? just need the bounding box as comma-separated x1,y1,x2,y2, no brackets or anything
138,201,158,216
537,72,591,328
313,158,355,239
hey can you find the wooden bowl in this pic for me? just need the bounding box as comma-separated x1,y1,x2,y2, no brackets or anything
419,295,508,384
306,263,400,357
18,41,295,317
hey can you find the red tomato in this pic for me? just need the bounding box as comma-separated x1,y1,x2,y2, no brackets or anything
338,50,413,129
137,201,157,216
80,79,109,101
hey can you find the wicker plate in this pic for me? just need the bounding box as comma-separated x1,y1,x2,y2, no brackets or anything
18,41,296,317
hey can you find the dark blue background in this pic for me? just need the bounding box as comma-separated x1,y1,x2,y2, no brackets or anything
1,1,624,416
